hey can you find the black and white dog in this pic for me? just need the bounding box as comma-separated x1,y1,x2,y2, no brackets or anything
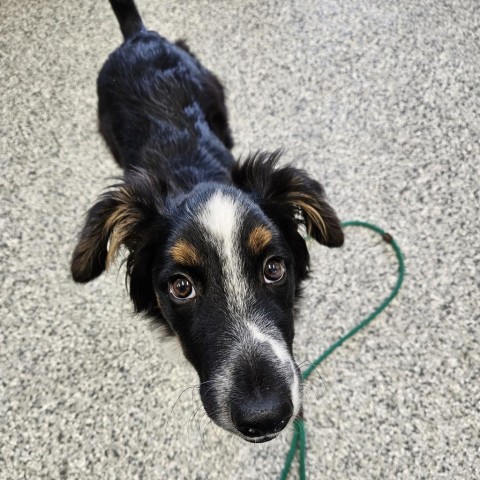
72,0,344,443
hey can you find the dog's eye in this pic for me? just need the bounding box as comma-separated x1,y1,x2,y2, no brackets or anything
169,276,196,300
263,257,285,283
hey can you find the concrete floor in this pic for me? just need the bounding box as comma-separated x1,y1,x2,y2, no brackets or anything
1,0,479,478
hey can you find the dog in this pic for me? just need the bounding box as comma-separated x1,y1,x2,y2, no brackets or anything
71,0,344,443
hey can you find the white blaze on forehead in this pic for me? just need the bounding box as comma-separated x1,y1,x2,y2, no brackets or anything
199,191,250,315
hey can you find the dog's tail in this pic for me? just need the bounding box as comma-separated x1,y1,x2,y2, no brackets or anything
109,0,145,39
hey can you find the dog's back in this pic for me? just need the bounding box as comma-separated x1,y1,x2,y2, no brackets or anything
99,0,234,184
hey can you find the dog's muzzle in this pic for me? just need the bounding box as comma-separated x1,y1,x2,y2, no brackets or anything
226,336,299,442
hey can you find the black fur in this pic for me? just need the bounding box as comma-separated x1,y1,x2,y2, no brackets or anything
72,0,343,442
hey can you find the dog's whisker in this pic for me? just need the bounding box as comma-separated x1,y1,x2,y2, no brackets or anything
188,404,205,433
164,384,199,432
201,417,212,439
198,414,214,451
302,382,321,402
298,359,329,391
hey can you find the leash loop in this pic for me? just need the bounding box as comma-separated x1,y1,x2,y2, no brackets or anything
280,221,405,480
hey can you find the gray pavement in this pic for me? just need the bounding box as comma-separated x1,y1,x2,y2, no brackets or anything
1,0,479,478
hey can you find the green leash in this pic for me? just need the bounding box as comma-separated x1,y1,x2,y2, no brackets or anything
280,220,405,480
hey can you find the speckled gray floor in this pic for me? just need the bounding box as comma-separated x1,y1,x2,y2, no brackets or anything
1,0,479,479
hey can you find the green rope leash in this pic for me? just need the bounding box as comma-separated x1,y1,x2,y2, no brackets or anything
280,220,405,480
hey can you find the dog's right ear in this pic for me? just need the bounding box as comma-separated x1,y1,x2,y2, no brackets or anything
71,170,167,283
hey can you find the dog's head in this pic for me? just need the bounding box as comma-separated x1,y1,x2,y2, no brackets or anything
71,152,343,442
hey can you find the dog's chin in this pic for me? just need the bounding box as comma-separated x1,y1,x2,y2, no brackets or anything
214,417,287,444
241,433,279,443
202,412,281,443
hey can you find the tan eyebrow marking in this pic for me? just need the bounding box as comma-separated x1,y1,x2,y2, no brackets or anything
170,240,201,266
247,226,273,255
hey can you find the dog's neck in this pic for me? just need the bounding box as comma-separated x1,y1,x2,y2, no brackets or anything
126,125,235,192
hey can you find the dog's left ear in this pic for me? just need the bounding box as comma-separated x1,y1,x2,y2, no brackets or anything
232,151,344,247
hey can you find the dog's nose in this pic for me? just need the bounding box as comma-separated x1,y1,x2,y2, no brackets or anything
231,394,293,438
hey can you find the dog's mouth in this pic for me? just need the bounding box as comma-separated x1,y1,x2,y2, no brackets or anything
241,432,280,443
